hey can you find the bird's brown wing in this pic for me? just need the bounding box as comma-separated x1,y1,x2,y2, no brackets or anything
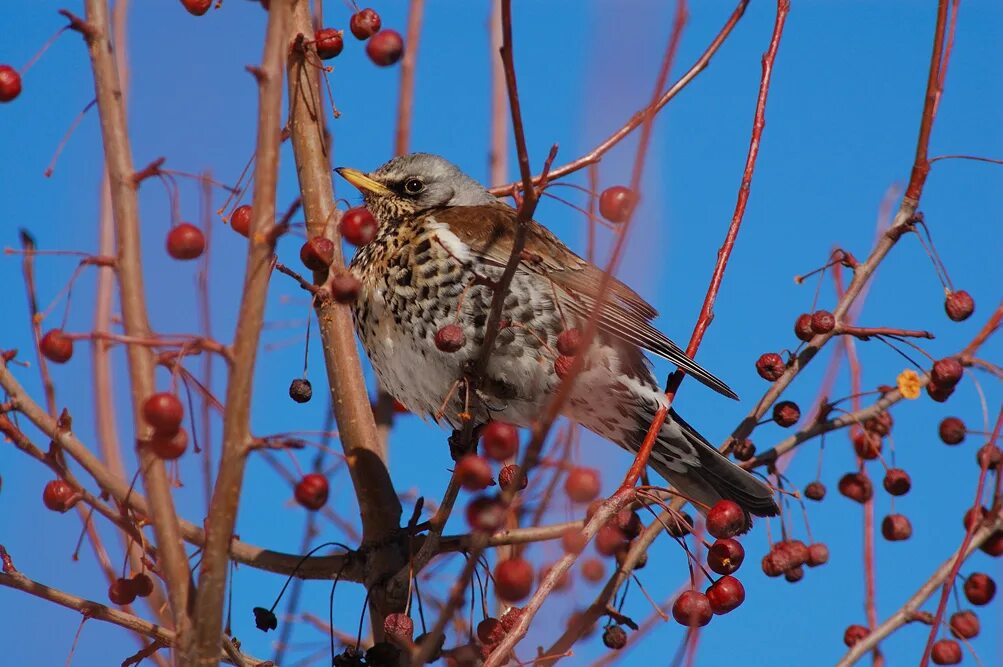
423,204,738,400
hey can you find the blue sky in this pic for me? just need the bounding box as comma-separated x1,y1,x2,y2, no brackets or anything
1,1,1000,665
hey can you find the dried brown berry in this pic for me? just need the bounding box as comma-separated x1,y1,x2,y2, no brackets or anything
294,473,329,510
349,8,382,39
794,313,814,342
939,417,966,445
108,577,137,605
289,378,312,403
481,421,518,460
498,463,527,492
434,324,465,353
494,558,533,602
944,290,974,322
807,542,829,567
864,411,893,436
666,511,693,537
615,509,642,539
810,310,835,334
773,401,801,427
732,439,755,461
784,565,804,583
852,430,882,460
131,573,154,598
300,237,335,272
931,639,962,665
601,625,627,650
755,352,785,381
366,30,404,67
804,481,826,501
931,357,963,388
383,613,414,644
671,591,712,627
598,186,636,223
838,472,873,503
880,514,912,541
476,617,501,645
882,468,911,496
314,28,344,59
976,443,1002,470
166,223,206,260
926,379,955,403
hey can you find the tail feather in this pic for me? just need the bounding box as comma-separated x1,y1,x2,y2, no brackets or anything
649,409,779,519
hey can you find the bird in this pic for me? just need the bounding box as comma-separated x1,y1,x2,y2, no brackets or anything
335,153,778,519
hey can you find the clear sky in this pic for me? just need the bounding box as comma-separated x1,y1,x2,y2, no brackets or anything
1,1,1000,666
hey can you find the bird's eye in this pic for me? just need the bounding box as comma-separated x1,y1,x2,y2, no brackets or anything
402,177,424,195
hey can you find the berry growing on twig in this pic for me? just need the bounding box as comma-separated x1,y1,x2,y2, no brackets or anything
294,473,329,510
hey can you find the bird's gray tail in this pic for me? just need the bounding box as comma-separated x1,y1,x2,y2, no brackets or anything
647,409,779,521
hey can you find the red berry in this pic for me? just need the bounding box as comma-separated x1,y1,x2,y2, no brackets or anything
300,237,335,272
131,573,154,598
564,467,600,503
500,607,524,632
366,30,403,67
981,529,1003,557
314,28,344,59
538,562,572,591
581,558,605,583
108,577,137,605
383,613,414,643
230,205,252,237
349,8,382,39
330,273,361,304
880,514,912,541
931,639,962,665
294,473,329,510
456,454,493,491
963,572,995,605
340,207,378,246
949,610,979,640
476,617,502,645
434,324,466,353
794,313,814,342
594,524,627,557
772,400,801,427
166,223,205,260
561,528,588,555
481,421,518,461
732,439,756,461
494,558,533,602
598,186,636,223
755,352,785,381
707,538,745,575
40,329,74,363
963,506,988,531
0,65,22,103
931,357,963,388
181,0,212,15
852,430,882,460
784,566,805,583
804,481,826,501
705,575,745,614
843,624,869,647
556,328,582,356
882,468,911,496
810,310,835,334
553,354,575,379
807,542,829,567
777,540,810,568
939,417,966,445
864,411,893,436
142,392,184,436
289,378,312,403
465,494,505,532
498,463,527,492
150,428,188,460
944,290,974,322
615,509,643,539
761,552,785,577
976,443,1002,470
706,500,746,539
602,625,627,650
927,379,955,403
42,479,74,512
838,472,873,503
671,591,712,627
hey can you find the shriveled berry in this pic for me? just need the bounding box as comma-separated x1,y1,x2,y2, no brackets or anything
784,566,804,583
864,411,893,436
615,544,647,570
804,481,826,501
383,613,414,644
755,352,785,381
594,524,627,557
349,8,382,39
564,467,600,503
108,577,137,605
131,573,154,598
852,430,882,460
706,575,744,614
761,552,785,577
931,639,962,665
253,607,278,632
150,428,188,460
794,313,814,342
143,392,184,435
40,329,73,363
881,514,912,541
314,28,344,59
465,494,505,532
939,417,966,445
289,378,312,403
230,205,252,237
498,463,526,492
500,607,524,632
666,511,693,537
882,468,911,496
671,591,712,627
615,509,642,539
166,223,206,260
481,421,518,461
932,357,963,388
494,557,533,602
807,542,829,567
330,273,361,304
778,540,810,568
963,572,995,605
949,610,979,640
456,454,493,491
561,528,588,555
0,65,23,103
340,207,378,246
773,400,801,427
976,443,1002,470
476,617,501,645
602,625,627,649
42,479,74,512
810,310,835,334
366,30,404,66
707,538,745,575
843,624,869,647
294,473,329,510
556,328,582,356
434,324,465,353
181,0,212,16
732,439,755,461
553,355,575,379
300,237,335,272
706,500,746,539
581,558,605,583
838,472,873,503
944,290,974,322
598,186,636,223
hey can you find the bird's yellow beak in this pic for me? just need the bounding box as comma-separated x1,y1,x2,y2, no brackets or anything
335,167,392,196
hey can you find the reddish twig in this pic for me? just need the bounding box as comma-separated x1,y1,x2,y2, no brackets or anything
394,0,425,156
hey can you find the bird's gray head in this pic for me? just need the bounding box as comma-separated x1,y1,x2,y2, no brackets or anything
336,153,495,223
